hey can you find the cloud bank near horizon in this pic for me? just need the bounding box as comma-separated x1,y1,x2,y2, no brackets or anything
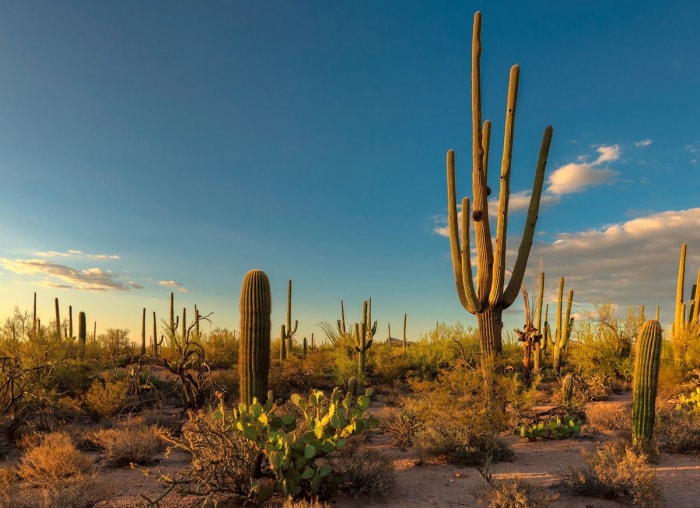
0,250,141,291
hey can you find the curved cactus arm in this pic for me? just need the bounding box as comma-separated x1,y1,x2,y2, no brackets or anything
692,269,700,323
447,152,479,314
502,126,553,307
490,65,519,306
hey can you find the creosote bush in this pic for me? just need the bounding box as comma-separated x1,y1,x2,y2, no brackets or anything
91,424,166,466
17,431,94,483
656,404,700,455
473,475,555,508
557,440,660,507
402,366,513,465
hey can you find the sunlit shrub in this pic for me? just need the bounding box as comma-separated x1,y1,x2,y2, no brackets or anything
17,432,94,483
557,440,660,507
91,424,165,466
83,376,129,417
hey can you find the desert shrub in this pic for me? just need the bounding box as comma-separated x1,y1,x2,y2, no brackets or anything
473,475,555,508
557,440,660,507
91,424,165,466
201,327,238,368
656,405,700,455
280,499,332,508
379,405,422,448
585,400,631,433
83,375,129,417
17,432,94,483
209,368,239,403
269,355,315,399
370,342,411,385
331,447,396,501
403,366,512,466
403,323,479,380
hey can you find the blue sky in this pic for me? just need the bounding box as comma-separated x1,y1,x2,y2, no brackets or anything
1,1,699,345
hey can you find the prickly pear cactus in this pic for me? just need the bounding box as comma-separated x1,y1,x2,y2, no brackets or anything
632,319,663,449
238,269,272,406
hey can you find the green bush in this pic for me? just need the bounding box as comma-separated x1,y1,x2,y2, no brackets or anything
402,366,512,466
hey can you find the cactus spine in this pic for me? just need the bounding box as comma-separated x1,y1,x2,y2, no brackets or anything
446,12,553,372
78,311,86,361
238,269,272,406
632,319,663,449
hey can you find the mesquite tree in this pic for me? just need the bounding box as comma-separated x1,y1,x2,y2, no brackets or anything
446,11,553,372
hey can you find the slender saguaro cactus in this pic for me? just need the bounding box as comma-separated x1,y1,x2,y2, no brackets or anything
152,311,158,356
446,12,553,371
671,243,700,366
552,277,574,373
68,306,73,339
32,292,37,339
632,319,663,449
78,311,86,361
533,271,545,373
403,312,408,353
280,279,298,360
141,308,147,356
354,300,376,379
238,269,272,406
54,297,61,339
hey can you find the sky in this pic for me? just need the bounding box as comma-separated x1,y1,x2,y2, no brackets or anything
0,1,699,346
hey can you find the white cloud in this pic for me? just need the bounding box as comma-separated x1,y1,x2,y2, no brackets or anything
159,280,182,287
635,139,653,147
34,250,120,260
0,258,142,291
527,207,700,326
546,162,618,195
593,144,621,165
546,144,620,195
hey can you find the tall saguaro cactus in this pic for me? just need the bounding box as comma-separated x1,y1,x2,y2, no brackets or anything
238,269,272,406
78,311,86,361
446,12,553,371
280,279,298,360
671,243,700,367
552,277,574,373
632,319,663,449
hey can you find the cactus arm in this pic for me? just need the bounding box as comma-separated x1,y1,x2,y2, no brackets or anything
673,243,687,337
563,289,574,347
535,271,545,331
692,270,700,323
447,151,479,314
490,65,519,306
470,12,494,306
502,126,553,307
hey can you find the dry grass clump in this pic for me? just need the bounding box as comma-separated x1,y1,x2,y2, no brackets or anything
557,440,660,507
378,405,422,449
473,475,556,507
5,432,113,508
17,432,94,483
585,400,631,433
91,424,166,466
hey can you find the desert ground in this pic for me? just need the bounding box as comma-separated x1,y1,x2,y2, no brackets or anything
81,392,699,508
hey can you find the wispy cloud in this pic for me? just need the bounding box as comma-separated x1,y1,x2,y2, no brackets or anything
0,258,141,291
546,145,620,195
34,250,120,260
159,280,188,293
635,138,653,147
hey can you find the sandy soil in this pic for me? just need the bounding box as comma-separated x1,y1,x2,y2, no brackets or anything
86,394,700,508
